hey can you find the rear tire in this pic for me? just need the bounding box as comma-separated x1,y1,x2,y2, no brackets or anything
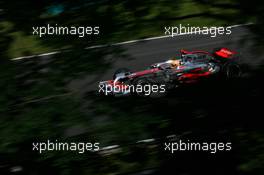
223,62,242,79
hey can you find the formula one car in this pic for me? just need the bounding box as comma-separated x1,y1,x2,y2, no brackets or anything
99,48,242,97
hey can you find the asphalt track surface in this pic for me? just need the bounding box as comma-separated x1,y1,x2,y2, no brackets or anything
67,25,259,94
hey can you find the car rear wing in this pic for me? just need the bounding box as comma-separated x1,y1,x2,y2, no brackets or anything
213,48,237,59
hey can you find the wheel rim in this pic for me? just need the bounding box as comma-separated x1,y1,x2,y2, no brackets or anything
136,80,151,96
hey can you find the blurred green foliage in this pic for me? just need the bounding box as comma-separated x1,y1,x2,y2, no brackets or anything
1,0,242,58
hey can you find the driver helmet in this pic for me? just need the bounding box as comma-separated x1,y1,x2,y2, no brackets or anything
166,59,181,68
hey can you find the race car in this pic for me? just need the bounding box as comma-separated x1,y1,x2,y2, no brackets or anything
99,48,242,97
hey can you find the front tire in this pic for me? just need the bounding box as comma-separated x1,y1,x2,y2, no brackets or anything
113,68,131,79
133,78,167,98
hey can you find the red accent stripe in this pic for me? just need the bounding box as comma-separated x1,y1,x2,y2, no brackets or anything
179,71,211,80
129,68,160,78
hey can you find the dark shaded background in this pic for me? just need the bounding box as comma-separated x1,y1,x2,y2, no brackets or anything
0,0,264,174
